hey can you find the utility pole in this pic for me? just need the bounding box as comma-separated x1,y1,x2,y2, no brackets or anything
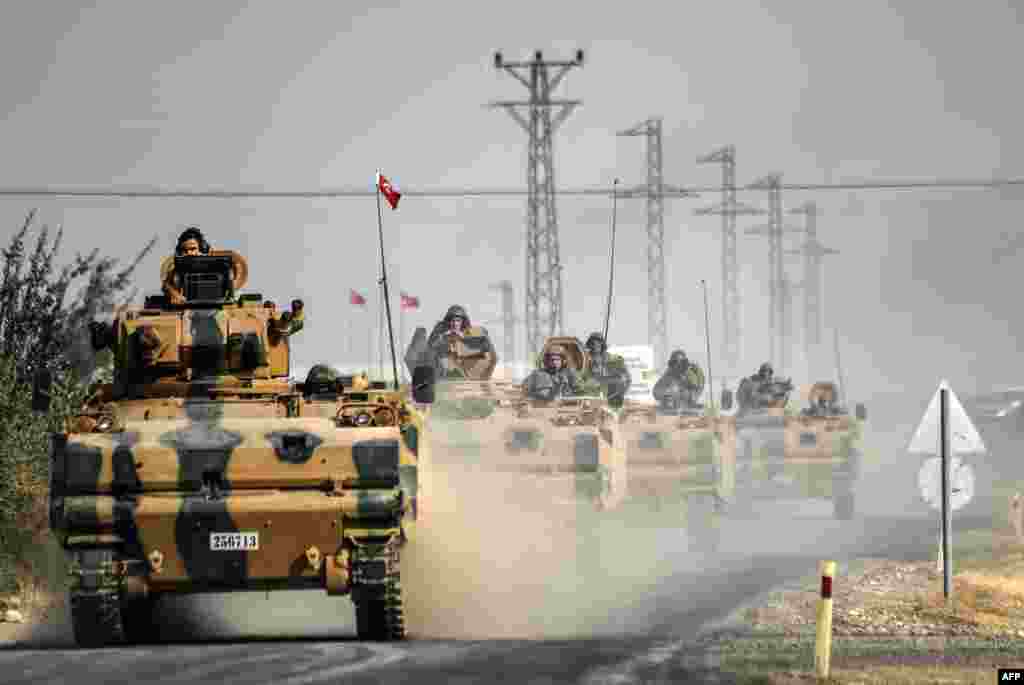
695,145,764,376
617,117,698,366
489,49,584,357
746,174,800,374
489,280,519,366
787,202,839,378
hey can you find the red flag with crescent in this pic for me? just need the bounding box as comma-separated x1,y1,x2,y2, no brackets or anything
376,172,401,210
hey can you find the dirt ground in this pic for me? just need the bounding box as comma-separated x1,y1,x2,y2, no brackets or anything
696,527,1024,684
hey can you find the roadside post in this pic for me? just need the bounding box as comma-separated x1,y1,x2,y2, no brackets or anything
814,559,836,680
909,380,985,603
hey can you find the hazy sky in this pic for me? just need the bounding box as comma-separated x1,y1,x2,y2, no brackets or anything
1,0,1021,402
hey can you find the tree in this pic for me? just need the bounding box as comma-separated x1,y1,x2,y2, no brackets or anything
0,209,156,591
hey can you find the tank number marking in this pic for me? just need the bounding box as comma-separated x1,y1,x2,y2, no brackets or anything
210,532,259,551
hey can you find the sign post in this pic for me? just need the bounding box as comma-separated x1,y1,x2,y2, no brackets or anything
940,388,951,599
908,379,985,602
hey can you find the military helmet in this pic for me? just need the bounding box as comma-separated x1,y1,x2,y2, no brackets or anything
444,304,470,325
304,364,339,395
758,362,774,377
585,332,606,349
669,349,688,367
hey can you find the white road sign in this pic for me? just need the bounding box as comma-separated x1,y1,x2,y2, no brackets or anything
907,379,986,455
917,455,976,511
609,345,657,405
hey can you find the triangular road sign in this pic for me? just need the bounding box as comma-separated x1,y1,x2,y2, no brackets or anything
907,379,986,455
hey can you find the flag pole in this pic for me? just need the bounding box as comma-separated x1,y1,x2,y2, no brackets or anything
399,296,405,383
376,171,402,391
701,279,714,410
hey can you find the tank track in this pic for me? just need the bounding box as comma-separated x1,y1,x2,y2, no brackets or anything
68,549,155,647
352,538,405,641
355,570,405,640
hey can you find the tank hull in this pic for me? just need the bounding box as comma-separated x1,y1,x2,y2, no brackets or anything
732,408,863,519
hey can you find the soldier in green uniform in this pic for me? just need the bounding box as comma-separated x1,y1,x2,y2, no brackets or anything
579,332,631,408
652,349,705,411
737,362,793,413
524,344,581,401
422,304,495,379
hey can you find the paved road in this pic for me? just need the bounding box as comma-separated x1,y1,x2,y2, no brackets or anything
0,416,981,683
0,502,973,685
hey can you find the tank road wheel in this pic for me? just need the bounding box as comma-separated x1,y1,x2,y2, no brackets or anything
355,572,405,641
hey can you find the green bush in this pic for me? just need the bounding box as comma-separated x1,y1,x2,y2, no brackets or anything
0,209,154,593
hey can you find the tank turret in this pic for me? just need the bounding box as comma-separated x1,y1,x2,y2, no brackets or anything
86,249,304,398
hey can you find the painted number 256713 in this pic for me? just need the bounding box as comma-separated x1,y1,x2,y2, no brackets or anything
210,532,259,551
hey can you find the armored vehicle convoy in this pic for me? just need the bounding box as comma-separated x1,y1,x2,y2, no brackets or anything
731,378,863,520
33,249,433,646
618,394,736,548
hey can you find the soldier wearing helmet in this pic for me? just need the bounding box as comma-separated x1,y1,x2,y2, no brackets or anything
420,304,495,379
580,332,631,408
653,349,706,411
162,226,211,305
737,361,793,412
524,343,581,401
303,364,340,399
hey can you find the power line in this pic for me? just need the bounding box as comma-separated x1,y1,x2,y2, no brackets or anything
1,177,1024,199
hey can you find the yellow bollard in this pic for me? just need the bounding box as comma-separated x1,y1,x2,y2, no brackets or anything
815,560,836,680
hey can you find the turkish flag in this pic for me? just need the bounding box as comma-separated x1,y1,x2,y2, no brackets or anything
400,292,419,310
376,172,401,210
350,289,367,306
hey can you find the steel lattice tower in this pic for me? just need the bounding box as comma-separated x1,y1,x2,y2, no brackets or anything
695,146,764,375
617,117,697,365
787,202,839,376
489,49,583,357
489,280,519,365
746,174,800,373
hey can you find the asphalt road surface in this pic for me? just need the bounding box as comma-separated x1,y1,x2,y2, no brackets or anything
0,503,973,685
0,416,984,684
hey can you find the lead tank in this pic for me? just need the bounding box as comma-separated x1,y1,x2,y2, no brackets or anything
34,249,433,646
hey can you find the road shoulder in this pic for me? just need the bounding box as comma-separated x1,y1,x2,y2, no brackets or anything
693,529,1024,683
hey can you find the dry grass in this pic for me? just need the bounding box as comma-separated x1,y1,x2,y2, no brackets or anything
708,524,1024,683
757,664,1004,684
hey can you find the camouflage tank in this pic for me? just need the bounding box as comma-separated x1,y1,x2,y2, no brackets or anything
730,377,863,520
617,373,736,549
32,249,433,647
404,334,627,517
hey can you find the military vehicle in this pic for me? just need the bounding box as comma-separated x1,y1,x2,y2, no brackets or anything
498,336,628,515
404,333,626,516
618,384,736,549
33,249,433,647
730,377,864,519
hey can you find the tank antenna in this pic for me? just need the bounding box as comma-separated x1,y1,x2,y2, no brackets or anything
375,170,401,391
602,178,619,344
701,279,714,410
